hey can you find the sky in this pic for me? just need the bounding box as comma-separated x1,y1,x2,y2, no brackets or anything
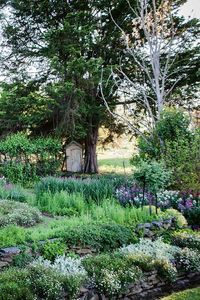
180,0,200,18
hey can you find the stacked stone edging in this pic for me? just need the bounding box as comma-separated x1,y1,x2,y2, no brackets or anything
79,271,200,300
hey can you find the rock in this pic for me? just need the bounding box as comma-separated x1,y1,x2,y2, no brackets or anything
80,287,89,294
144,223,152,229
76,248,93,256
0,261,9,268
152,221,162,228
0,247,20,256
90,294,99,300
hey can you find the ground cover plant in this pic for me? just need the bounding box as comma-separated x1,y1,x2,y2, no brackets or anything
0,200,41,227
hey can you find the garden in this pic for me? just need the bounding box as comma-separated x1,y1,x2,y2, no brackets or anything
0,0,200,299
0,109,199,300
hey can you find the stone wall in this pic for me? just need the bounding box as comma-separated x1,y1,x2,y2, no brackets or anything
80,271,200,300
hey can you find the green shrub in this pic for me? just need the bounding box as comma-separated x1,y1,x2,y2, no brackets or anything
164,209,187,228
62,223,137,251
41,240,66,261
133,108,200,190
134,108,191,161
12,250,34,268
0,200,42,227
90,200,162,226
0,268,35,300
163,133,200,190
172,231,200,251
124,253,177,282
0,133,61,185
31,256,86,299
0,184,29,202
133,160,172,213
183,207,200,226
0,225,26,248
83,253,142,296
28,264,64,300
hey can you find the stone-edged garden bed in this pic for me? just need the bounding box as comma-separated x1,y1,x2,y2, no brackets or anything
0,217,177,270
79,271,200,300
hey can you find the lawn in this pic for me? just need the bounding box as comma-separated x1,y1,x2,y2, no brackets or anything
162,288,200,300
98,157,132,173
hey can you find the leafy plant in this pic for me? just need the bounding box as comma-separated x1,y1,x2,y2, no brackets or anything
36,191,86,216
83,253,142,296
61,223,137,252
41,240,66,261
172,231,200,251
133,160,171,213
0,267,35,300
0,225,26,248
0,133,61,186
0,200,42,227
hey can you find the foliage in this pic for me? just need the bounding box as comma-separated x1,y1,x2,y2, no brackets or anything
133,159,171,213
35,176,114,204
163,130,200,190
133,160,171,194
0,133,61,185
61,223,137,252
83,253,142,296
41,240,66,261
12,251,34,268
175,248,200,273
31,256,86,299
183,207,200,226
120,238,180,262
135,108,191,161
0,267,35,300
0,225,26,248
0,183,29,202
164,209,187,228
134,109,200,190
28,264,65,300
172,231,200,251
0,200,41,227
36,191,86,216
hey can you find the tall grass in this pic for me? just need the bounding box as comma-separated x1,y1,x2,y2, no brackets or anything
35,175,134,204
36,191,87,216
35,177,114,204
90,199,160,226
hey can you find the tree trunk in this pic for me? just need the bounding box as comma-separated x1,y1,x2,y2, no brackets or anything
83,119,99,174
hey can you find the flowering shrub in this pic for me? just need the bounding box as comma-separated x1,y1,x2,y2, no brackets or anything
175,248,200,273
120,238,179,261
28,264,63,300
172,231,200,251
115,186,154,207
157,190,180,209
32,255,86,277
31,256,86,299
83,253,142,296
0,200,42,227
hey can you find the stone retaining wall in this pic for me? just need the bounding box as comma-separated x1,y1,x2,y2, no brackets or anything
79,271,200,300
